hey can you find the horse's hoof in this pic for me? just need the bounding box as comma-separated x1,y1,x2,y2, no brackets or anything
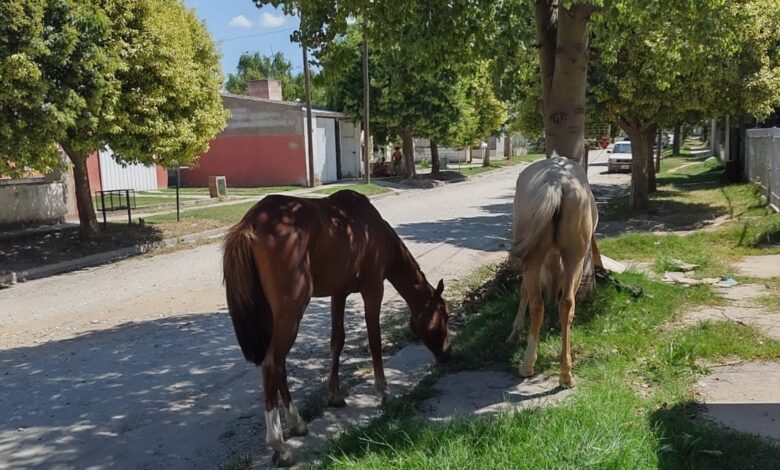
272,448,294,467
559,374,576,389
518,365,534,378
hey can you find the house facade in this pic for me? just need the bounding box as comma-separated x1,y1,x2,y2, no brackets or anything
180,80,362,188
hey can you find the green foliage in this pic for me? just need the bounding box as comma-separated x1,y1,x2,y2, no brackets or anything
224,51,327,104
0,0,227,170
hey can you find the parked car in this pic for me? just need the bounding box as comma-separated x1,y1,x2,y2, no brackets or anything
607,141,632,173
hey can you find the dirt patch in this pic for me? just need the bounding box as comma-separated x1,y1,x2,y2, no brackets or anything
422,371,572,421
0,224,165,273
697,362,780,441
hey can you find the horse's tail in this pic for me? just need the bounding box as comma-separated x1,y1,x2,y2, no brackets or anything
510,162,563,264
223,218,271,365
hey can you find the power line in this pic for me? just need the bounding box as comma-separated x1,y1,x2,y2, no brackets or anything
221,28,297,43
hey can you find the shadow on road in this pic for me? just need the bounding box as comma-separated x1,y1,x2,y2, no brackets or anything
0,293,410,469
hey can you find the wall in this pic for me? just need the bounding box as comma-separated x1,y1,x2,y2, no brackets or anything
85,152,166,195
0,180,68,227
182,95,307,187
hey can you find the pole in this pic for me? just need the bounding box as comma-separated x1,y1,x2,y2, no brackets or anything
362,32,371,184
176,167,181,222
302,35,316,188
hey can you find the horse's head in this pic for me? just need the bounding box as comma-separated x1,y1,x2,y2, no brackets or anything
410,279,451,363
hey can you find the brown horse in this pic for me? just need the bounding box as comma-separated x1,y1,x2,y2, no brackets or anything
222,190,451,466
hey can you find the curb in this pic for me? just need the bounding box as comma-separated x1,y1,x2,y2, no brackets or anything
0,189,398,288
2,227,229,287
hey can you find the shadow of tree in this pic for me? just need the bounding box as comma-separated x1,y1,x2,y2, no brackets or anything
649,402,780,469
394,199,514,253
0,223,166,273
0,290,413,469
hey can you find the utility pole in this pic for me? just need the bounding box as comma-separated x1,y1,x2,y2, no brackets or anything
302,22,316,188
362,31,371,184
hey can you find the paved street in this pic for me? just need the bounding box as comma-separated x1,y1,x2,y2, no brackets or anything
0,163,520,469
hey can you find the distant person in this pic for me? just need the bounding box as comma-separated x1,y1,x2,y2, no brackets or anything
391,146,403,175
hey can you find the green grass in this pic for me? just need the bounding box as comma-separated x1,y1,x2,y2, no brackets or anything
317,271,780,469
599,158,780,277
313,183,391,196
146,200,258,225
155,185,299,196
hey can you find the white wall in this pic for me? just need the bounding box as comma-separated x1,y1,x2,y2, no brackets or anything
98,148,158,192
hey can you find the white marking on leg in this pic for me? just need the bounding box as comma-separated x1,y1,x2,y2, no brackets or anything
284,402,307,435
265,407,284,452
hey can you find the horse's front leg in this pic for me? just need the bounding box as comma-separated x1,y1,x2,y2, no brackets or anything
361,283,389,403
328,293,348,407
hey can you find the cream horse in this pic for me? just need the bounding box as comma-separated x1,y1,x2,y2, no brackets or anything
506,156,597,388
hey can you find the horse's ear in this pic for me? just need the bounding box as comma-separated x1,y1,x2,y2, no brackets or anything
435,279,444,297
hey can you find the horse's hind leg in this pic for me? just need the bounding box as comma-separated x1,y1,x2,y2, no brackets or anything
257,263,312,467
327,293,348,407
506,280,529,344
279,362,307,436
558,248,586,389
518,257,545,378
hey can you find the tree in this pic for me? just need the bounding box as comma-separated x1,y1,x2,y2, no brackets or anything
226,51,315,102
317,24,471,179
0,0,228,238
455,63,507,167
590,0,780,210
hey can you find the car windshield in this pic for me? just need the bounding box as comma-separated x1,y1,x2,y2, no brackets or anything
613,143,631,154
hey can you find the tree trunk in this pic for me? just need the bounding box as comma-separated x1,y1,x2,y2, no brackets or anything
534,1,595,166
61,142,100,239
401,129,416,179
625,126,651,212
672,124,682,156
648,130,658,194
431,140,440,176
504,133,511,157
466,146,472,164
482,146,490,167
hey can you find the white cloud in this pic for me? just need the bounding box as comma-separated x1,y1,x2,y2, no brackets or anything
259,11,288,28
229,15,252,29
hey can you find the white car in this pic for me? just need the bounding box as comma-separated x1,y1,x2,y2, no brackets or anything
607,141,632,173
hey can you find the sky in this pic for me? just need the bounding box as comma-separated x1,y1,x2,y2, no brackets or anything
183,0,303,78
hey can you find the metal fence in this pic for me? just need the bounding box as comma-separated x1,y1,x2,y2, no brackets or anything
745,127,780,211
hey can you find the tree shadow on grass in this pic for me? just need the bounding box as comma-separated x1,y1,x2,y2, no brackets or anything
649,402,780,469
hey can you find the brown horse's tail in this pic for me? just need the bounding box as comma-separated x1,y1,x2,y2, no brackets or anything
223,219,271,365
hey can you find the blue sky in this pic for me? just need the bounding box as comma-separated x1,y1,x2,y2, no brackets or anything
183,1,303,78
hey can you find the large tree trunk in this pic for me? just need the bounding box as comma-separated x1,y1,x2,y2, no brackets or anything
672,124,682,156
534,1,595,166
401,129,416,179
482,146,490,167
625,126,652,211
61,142,100,239
504,133,511,157
430,140,440,176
